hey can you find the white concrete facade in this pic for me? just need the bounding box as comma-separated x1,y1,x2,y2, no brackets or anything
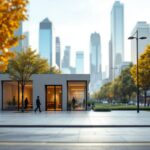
0,74,90,111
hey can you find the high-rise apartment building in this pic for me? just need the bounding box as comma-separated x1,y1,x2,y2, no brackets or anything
131,21,150,64
56,37,61,68
111,1,124,78
76,51,84,74
39,18,54,66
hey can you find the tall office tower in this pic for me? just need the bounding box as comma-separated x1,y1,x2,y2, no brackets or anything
131,21,150,64
39,18,54,66
76,51,84,74
90,32,102,93
111,1,124,78
11,23,23,52
22,31,29,49
56,37,61,68
62,46,71,68
109,40,113,81
90,32,102,81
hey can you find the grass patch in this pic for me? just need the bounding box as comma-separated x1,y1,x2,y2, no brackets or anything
93,103,150,111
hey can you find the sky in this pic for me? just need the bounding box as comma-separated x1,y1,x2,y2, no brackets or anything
24,0,150,74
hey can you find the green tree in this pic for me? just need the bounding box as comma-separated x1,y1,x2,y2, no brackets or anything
131,45,150,106
7,47,49,112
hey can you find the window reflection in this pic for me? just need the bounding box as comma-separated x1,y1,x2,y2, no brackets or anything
46,85,62,111
2,81,18,110
68,82,87,111
2,81,33,111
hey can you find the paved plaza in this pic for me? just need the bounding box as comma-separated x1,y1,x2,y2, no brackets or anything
0,111,150,144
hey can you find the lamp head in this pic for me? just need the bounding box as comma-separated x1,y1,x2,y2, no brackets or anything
128,36,135,40
139,37,147,40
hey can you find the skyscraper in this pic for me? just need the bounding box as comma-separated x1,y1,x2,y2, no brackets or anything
111,1,124,78
90,32,102,80
11,23,23,52
76,51,84,74
131,21,150,64
56,37,61,68
39,18,54,66
90,32,102,93
62,46,71,68
109,40,113,81
22,31,29,50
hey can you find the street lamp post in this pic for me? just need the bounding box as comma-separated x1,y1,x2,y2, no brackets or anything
128,30,147,113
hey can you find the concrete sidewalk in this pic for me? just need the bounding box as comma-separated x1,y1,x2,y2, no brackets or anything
0,111,150,126
0,111,150,143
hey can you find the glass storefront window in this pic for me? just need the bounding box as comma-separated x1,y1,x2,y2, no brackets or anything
46,85,62,111
68,81,87,111
19,82,33,110
2,81,18,110
2,81,33,111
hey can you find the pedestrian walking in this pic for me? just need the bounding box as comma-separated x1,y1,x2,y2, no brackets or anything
34,96,41,112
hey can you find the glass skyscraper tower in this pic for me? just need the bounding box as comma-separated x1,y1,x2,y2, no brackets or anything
111,1,124,78
39,18,54,66
90,32,102,80
76,51,84,74
56,37,61,68
90,32,102,93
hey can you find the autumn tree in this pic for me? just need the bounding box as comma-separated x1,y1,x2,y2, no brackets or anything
0,0,28,72
92,65,136,104
131,45,150,106
7,48,49,112
120,65,137,102
49,66,62,74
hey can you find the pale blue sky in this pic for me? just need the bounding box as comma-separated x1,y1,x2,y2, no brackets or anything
24,0,150,74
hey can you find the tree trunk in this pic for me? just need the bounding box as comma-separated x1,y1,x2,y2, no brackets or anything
144,91,147,107
21,82,25,112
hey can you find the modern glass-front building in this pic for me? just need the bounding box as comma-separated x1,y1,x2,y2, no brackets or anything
0,74,90,111
39,18,53,66
111,1,124,78
76,51,84,74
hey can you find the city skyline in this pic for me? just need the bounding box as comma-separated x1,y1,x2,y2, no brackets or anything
24,0,150,74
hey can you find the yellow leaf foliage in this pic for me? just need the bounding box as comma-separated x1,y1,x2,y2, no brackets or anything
0,0,28,72
131,45,150,90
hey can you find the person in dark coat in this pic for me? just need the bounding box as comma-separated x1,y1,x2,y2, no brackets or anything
24,97,28,109
34,96,41,112
72,97,76,110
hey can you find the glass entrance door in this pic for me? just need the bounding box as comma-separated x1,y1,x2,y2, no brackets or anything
46,85,62,111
